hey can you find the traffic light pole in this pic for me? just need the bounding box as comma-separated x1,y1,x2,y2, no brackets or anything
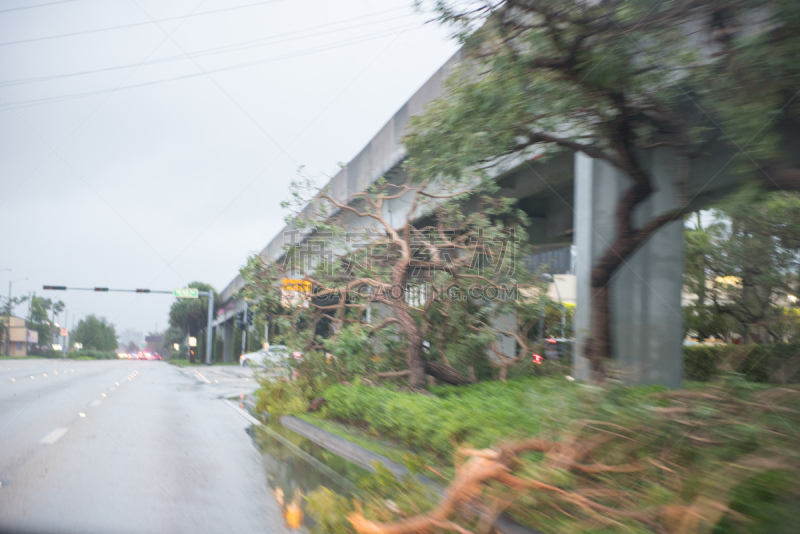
204,290,213,365
241,307,247,357
43,285,216,365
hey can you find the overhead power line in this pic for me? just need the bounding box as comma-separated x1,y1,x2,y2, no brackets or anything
0,0,287,47
0,0,78,14
0,8,412,87
0,23,424,111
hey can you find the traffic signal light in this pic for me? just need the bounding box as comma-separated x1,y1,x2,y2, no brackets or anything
94,287,109,292
246,309,253,326
43,285,66,290
236,311,245,329
135,289,150,293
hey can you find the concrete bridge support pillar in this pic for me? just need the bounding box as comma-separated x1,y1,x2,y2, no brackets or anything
222,320,234,363
573,151,684,387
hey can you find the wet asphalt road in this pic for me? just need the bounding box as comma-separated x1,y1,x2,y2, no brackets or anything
0,359,290,534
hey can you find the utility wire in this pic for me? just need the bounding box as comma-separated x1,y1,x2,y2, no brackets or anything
0,0,78,14
0,23,424,110
0,9,413,87
0,0,286,47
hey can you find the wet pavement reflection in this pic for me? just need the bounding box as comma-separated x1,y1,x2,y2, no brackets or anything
249,420,370,530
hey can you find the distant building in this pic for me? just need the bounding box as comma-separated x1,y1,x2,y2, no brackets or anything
119,329,145,350
1,316,39,356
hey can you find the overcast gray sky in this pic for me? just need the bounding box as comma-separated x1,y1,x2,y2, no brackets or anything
0,0,458,338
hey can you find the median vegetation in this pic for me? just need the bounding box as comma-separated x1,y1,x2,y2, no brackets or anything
298,377,800,534
250,350,800,533
70,350,118,360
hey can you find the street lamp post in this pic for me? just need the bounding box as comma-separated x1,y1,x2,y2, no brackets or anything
5,276,28,355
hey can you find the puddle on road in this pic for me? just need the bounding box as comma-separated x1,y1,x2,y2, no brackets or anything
249,420,370,530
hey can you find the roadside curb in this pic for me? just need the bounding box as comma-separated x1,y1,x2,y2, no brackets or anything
279,415,437,487
226,400,542,534
277,414,540,534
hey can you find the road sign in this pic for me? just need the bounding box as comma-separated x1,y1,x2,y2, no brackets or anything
173,288,199,299
60,328,68,337
188,337,197,347
281,278,311,308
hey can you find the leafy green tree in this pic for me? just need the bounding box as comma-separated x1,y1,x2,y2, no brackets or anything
72,315,118,351
684,194,800,342
405,0,800,380
27,296,62,348
241,175,541,390
167,282,217,363
683,214,739,340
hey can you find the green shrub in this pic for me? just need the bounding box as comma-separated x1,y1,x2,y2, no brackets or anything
684,343,800,383
31,349,65,359
253,377,316,417
312,380,800,534
318,377,584,458
70,349,117,360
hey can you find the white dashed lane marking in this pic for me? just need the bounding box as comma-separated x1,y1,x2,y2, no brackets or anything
40,428,68,445
89,400,102,407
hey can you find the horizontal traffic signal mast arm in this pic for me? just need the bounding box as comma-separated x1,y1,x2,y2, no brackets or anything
42,285,209,295
42,285,215,366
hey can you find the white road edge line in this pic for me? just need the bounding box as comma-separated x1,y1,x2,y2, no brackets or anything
194,370,211,384
222,400,263,427
40,427,68,445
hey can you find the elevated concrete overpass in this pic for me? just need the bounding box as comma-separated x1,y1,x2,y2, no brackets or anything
214,49,769,387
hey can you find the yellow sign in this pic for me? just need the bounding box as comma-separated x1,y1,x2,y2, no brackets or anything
281,279,311,308
281,279,311,292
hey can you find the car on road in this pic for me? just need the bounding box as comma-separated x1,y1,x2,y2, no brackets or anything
240,345,297,368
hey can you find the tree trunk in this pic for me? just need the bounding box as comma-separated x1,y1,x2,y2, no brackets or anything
498,365,508,382
424,361,477,386
586,284,610,382
388,262,429,391
389,293,427,391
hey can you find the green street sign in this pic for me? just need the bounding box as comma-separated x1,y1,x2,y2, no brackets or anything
173,288,199,299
